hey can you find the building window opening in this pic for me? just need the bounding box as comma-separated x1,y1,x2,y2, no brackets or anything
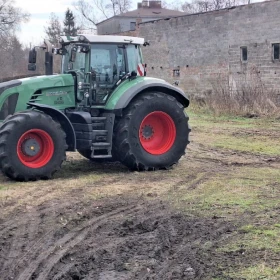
173,69,180,77
130,22,136,31
273,43,280,60
241,47,248,62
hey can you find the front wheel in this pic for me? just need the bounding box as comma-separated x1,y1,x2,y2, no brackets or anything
114,92,190,171
0,111,67,181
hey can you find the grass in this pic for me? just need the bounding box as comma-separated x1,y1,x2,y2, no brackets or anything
229,264,280,280
213,134,279,155
0,109,279,279
189,111,280,155
171,110,280,279
169,166,280,218
219,224,280,254
0,185,7,191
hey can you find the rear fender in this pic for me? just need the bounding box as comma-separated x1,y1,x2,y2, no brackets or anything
27,103,76,151
109,78,190,111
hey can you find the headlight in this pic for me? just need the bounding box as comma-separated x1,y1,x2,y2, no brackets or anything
78,82,83,89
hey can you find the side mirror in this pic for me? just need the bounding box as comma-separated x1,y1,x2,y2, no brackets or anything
69,47,77,62
28,49,37,64
28,63,36,71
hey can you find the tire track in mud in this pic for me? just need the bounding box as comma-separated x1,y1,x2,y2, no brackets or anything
0,177,122,236
34,203,169,280
1,207,41,273
189,143,280,168
45,202,235,280
172,173,212,192
1,195,242,280
16,204,138,280
148,223,234,280
0,200,72,236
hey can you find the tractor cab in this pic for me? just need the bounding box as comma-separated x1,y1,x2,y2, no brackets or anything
59,35,146,105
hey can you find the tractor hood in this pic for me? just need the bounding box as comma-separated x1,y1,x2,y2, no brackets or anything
0,74,75,121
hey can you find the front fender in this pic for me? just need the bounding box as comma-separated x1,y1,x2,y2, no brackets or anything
105,77,189,111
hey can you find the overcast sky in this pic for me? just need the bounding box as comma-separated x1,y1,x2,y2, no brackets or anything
15,0,73,45
15,0,261,46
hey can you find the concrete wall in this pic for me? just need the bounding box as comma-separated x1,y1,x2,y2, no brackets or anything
97,16,167,35
97,18,121,35
136,1,280,98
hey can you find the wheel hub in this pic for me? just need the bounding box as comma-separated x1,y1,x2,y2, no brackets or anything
21,138,41,156
138,111,176,155
17,129,55,169
141,125,154,140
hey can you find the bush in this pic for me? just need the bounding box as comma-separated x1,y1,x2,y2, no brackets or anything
194,67,280,117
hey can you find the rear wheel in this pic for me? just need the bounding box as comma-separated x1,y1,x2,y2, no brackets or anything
0,111,67,181
114,92,190,170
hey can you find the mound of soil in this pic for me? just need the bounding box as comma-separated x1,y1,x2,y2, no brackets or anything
0,197,236,280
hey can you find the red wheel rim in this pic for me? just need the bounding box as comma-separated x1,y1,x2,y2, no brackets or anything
139,111,176,155
17,129,54,168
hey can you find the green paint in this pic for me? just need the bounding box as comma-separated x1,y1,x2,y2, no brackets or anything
105,76,161,110
0,72,167,121
0,74,75,120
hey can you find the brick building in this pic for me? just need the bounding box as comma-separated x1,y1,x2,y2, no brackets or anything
134,0,280,100
97,0,185,35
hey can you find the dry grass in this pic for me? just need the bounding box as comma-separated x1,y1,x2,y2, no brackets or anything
193,67,280,117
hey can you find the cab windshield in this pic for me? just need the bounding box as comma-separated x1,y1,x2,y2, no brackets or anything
61,43,144,104
61,45,87,74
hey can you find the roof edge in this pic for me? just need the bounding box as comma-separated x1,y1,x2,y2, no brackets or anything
138,0,277,26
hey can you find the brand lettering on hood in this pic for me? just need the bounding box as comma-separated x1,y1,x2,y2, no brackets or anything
46,91,68,96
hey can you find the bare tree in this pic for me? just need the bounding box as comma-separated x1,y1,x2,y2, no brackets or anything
181,0,247,14
0,0,29,36
44,13,63,46
161,0,184,10
106,0,132,15
74,0,98,28
0,1,30,79
0,34,29,78
73,0,132,29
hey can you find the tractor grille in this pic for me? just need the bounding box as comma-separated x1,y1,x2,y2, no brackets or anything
29,90,43,103
27,90,43,109
0,93,19,120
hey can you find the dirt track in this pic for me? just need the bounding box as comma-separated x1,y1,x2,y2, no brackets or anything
0,115,279,280
0,196,239,280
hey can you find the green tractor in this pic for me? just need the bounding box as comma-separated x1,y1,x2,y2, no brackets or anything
0,35,190,181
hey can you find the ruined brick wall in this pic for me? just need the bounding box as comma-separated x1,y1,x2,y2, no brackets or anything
137,0,280,98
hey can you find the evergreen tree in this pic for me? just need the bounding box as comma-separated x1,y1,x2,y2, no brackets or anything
63,8,79,36
44,13,62,45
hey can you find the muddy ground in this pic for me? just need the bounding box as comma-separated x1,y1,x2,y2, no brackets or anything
0,114,279,280
0,196,239,280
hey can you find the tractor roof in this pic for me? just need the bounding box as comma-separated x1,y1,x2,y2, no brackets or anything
60,35,145,45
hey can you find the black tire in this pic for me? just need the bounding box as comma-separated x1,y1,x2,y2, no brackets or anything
0,110,67,181
114,92,190,171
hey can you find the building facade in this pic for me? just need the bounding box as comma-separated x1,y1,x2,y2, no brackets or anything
97,0,185,35
134,0,280,101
